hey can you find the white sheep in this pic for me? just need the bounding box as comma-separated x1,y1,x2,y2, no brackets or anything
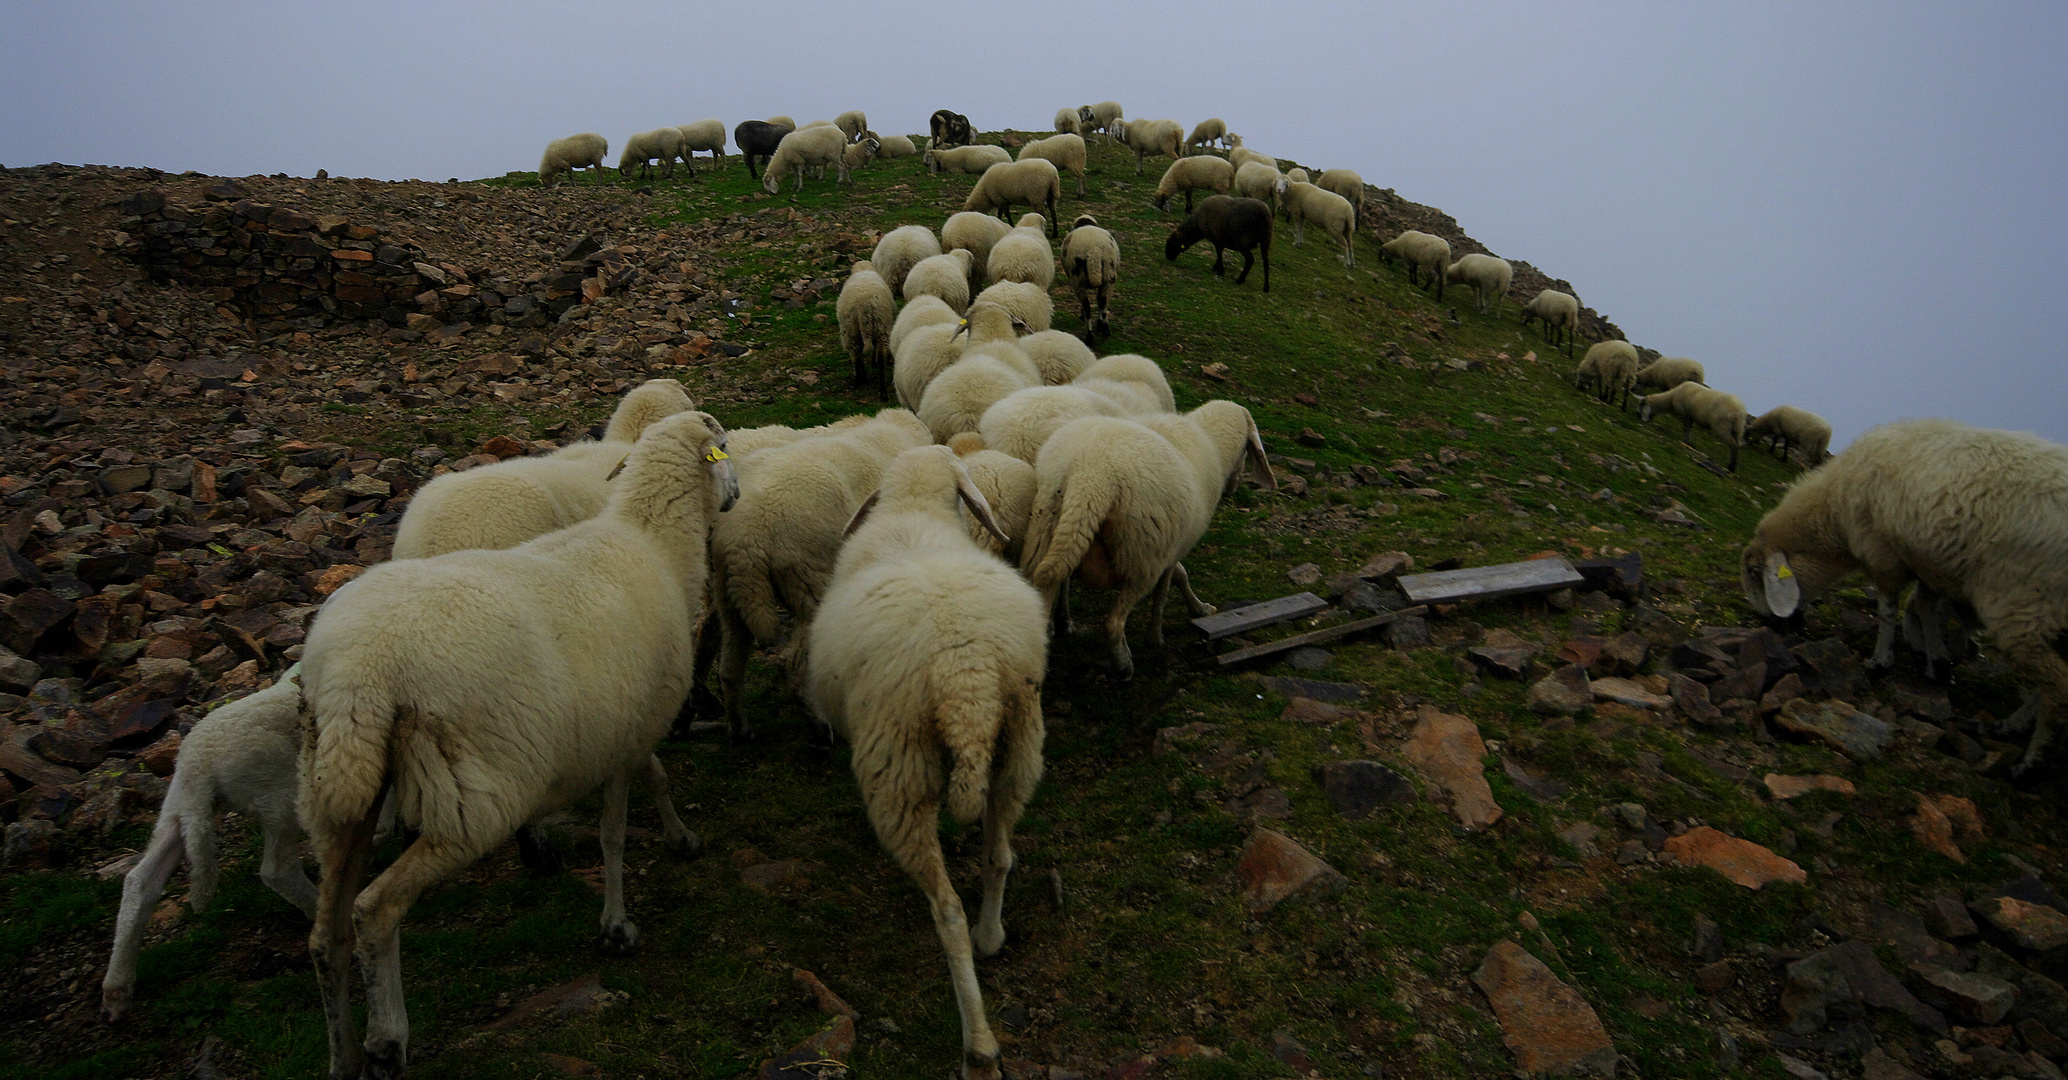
892,293,961,355
1232,161,1290,218
920,354,1040,444
977,386,1133,464
763,125,854,192
1747,405,1833,464
948,433,1038,560
712,410,931,736
925,144,1012,175
1444,253,1513,315
1741,418,2068,773
972,280,1053,333
965,159,1061,236
1379,230,1449,298
841,135,881,173
1077,353,1177,413
1062,214,1120,341
943,211,1014,293
1186,118,1229,153
1522,288,1581,355
1016,330,1096,385
538,133,608,186
301,411,738,1079
1634,356,1706,392
803,445,1045,1080
835,110,869,143
897,303,1026,410
839,260,896,397
619,128,686,180
1117,118,1184,175
767,114,797,128
1226,134,1277,174
1284,181,1357,267
1638,381,1747,471
393,379,695,560
873,224,944,300
1016,132,1088,197
1155,155,1235,213
1575,340,1641,410
674,119,726,167
1053,107,1085,137
986,216,1056,289
904,249,976,312
1284,167,1309,185
875,133,920,159
1314,169,1363,226
1079,100,1124,142
1019,400,1275,677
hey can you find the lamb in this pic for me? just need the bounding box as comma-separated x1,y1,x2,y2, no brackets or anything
835,110,869,143
1739,418,2068,774
393,379,696,560
618,127,685,180
1232,161,1290,218
1154,155,1235,213
803,445,1045,1080
904,250,976,312
972,280,1053,332
896,302,1024,410
1522,288,1581,355
1444,253,1513,315
1634,356,1706,392
1019,401,1275,678
1116,118,1183,175
892,294,961,354
712,410,932,736
920,354,1039,444
301,411,738,1079
1283,181,1357,267
1314,169,1364,226
875,133,920,159
872,224,943,299
839,261,896,397
1053,107,1085,137
1016,132,1088,196
943,211,1013,292
673,119,726,168
1017,330,1096,384
1638,381,1748,471
1164,195,1273,292
1378,230,1449,298
1062,214,1120,340
538,133,609,186
925,144,1012,175
1186,117,1228,153
931,109,975,148
734,119,795,180
1226,135,1276,174
986,217,1056,289
1079,101,1124,142
1574,340,1641,410
763,125,855,192
1746,405,1833,464
964,159,1061,235
841,136,881,173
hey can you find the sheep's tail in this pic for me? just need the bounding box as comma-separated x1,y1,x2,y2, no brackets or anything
934,655,1008,825
1022,461,1116,589
722,545,786,645
298,680,400,842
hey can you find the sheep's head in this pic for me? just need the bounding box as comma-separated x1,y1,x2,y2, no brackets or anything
846,446,1008,547
1739,535,1851,622
1163,224,1191,261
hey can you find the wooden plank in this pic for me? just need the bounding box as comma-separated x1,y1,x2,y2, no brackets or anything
1191,592,1329,640
1397,557,1583,605
1216,606,1429,666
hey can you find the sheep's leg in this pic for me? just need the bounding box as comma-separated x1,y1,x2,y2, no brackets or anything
596,770,641,953
1292,219,1304,246
258,809,319,919
1679,416,1696,444
1234,249,1255,286
2004,647,2068,778
1869,589,1903,670
1148,566,1174,650
718,599,755,742
1171,562,1215,617
310,794,383,1080
975,691,1041,959
1104,577,1160,680
1210,244,1228,277
354,833,486,1079
867,786,1001,1080
681,608,725,735
643,754,701,858
1049,579,1077,638
102,806,188,1022
1726,440,1739,473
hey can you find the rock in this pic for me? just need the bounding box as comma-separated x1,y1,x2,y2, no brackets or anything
793,968,858,1020
740,859,822,892
1774,1054,1828,1080
1909,965,2018,1025
314,564,365,596
1691,914,1724,961
3,819,60,868
1229,786,1293,821
1558,822,1602,858
1557,636,1605,670
1281,697,1357,726
758,1014,855,1079
1707,661,1766,705
1598,632,1648,675
1910,793,1985,864
1661,826,1806,889
1615,840,1649,866
1611,803,1648,830
1286,562,1321,585
1528,665,1592,715
1471,941,1618,1077
1759,672,1806,713
1695,961,1733,994
1354,550,1413,582
1401,706,1502,831
1927,896,1980,940
2018,1019,2068,1058
1860,1047,1929,1080
1384,614,1431,649
1975,897,2068,952
1236,828,1346,913
1470,645,1536,679
1500,757,1570,801
1589,676,1669,710
1311,760,1417,820
1774,698,1892,760
1781,941,1945,1035
1793,637,1870,701
1669,674,1728,726
1285,647,1331,672
1871,902,1966,969
1763,774,1856,800
1259,677,1365,702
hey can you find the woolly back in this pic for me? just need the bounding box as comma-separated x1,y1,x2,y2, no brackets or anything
603,379,696,443
1077,354,1176,412
604,410,734,537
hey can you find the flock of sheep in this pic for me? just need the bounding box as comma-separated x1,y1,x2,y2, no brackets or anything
90,103,2068,1080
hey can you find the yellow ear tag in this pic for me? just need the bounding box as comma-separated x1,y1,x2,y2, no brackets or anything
1775,566,1792,579
705,447,729,462
958,319,968,327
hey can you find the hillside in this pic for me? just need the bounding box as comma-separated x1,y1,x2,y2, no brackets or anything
0,135,2061,1080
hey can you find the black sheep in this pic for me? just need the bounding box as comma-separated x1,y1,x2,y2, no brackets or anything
930,109,973,149
733,120,794,180
1164,196,1273,292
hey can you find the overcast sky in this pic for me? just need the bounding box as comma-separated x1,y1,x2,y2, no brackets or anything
4,1,2062,450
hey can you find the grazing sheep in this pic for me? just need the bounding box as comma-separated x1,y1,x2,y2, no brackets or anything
943,211,1014,292
1284,167,1309,185
841,135,881,173
986,217,1056,289
674,119,726,167
972,280,1054,332
1634,356,1706,392
1020,401,1275,678
1115,118,1183,175
1444,253,1513,315
764,125,854,192
1575,340,1641,410
905,250,976,312
301,411,738,1079
1016,132,1088,196
1062,214,1120,341
875,133,920,159
873,224,943,299
1164,195,1273,292
965,159,1061,235
895,303,1024,410
1740,418,2068,773
734,119,795,180
767,114,797,128
1522,288,1581,355
920,354,1039,444
892,294,961,355
804,445,1045,1080
1284,181,1356,267
931,109,974,148
948,433,1038,560
1186,117,1229,153
1232,161,1290,218
1747,405,1833,464
1638,382,1748,471
1378,230,1449,298
539,133,609,186
713,410,931,737
1154,155,1235,213
835,110,868,143
1017,330,1096,385
1314,169,1364,225
1053,108,1085,137
619,127,685,180
1226,134,1276,174
1079,100,1124,142
839,261,896,397
925,144,1013,175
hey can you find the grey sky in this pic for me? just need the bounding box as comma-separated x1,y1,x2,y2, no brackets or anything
4,1,2062,450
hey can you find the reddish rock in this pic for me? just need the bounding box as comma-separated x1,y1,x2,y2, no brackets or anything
313,563,365,596
479,435,528,460
480,972,624,1031
1471,940,1617,1076
1671,673,1729,726
1556,636,1605,670
793,968,858,1020
1402,706,1502,830
1661,826,1806,889
1281,696,1357,726
1236,828,1346,913
1909,793,1983,864
137,729,182,777
1759,671,1806,713
1974,896,2068,952
1763,774,1856,800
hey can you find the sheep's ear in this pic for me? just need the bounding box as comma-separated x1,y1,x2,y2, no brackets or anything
1009,314,1030,334
842,492,880,539
951,318,970,340
952,463,1010,547
1763,550,1802,618
1245,418,1277,491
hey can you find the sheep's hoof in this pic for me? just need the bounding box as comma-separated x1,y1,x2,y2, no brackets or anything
974,924,1006,958
598,921,641,955
100,989,129,1025
364,1040,406,1080
665,829,703,859
963,1049,1003,1080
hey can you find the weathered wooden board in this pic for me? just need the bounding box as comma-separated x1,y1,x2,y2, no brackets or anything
1216,606,1429,666
1397,558,1583,605
1191,592,1329,640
